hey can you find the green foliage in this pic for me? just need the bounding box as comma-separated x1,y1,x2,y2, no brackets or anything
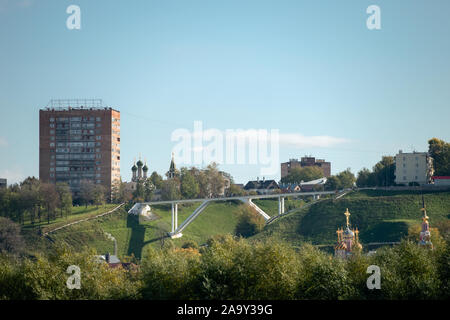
0,245,141,300
281,166,323,184
356,156,396,187
325,169,356,191
180,169,200,199
181,240,199,250
149,171,163,189
234,205,265,238
296,244,352,299
428,138,450,176
198,235,301,300
161,179,181,201
140,246,201,299
1,234,450,300
255,190,450,245
56,183,72,219
372,241,441,299
0,217,24,255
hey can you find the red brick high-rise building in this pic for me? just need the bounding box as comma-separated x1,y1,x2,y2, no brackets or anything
39,99,120,198
281,156,331,179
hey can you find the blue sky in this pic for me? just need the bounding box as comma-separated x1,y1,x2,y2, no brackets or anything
1,0,449,184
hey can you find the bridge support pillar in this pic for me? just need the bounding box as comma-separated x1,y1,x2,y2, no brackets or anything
278,197,285,215
175,203,178,230
171,203,175,233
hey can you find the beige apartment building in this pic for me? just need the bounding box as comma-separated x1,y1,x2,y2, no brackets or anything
394,150,433,185
39,99,120,198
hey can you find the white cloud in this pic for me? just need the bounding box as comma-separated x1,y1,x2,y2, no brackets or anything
277,133,349,148
176,127,348,152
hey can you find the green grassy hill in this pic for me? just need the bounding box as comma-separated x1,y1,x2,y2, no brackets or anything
252,190,450,247
42,201,247,260
32,190,450,260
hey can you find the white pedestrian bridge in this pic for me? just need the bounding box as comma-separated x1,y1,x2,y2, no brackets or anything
128,191,338,239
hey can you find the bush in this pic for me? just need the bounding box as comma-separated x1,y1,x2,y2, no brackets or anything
181,240,199,250
0,217,24,255
0,245,141,300
296,244,352,299
198,235,300,299
234,206,265,238
140,246,201,299
372,240,441,299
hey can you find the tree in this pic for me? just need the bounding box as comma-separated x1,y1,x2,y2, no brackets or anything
143,178,155,202
336,168,356,189
205,163,226,197
0,217,24,255
132,180,145,202
40,183,59,224
149,171,163,189
235,206,265,237
112,179,133,204
161,179,181,201
19,178,41,225
180,169,200,199
80,180,94,208
356,168,374,187
280,166,323,184
225,184,245,197
91,184,106,209
372,156,395,187
428,138,450,176
325,176,341,191
56,182,72,219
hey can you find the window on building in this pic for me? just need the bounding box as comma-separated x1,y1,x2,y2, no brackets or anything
403,176,406,180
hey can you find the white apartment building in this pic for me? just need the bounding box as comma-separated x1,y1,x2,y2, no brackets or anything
394,150,433,185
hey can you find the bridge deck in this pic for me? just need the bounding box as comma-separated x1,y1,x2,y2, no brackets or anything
139,191,336,206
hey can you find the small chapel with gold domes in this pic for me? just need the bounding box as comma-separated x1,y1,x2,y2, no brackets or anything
335,208,363,258
419,196,433,249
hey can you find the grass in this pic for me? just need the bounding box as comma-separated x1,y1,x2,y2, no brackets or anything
22,204,119,233
43,201,246,261
252,198,306,216
35,190,450,259
251,190,450,246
